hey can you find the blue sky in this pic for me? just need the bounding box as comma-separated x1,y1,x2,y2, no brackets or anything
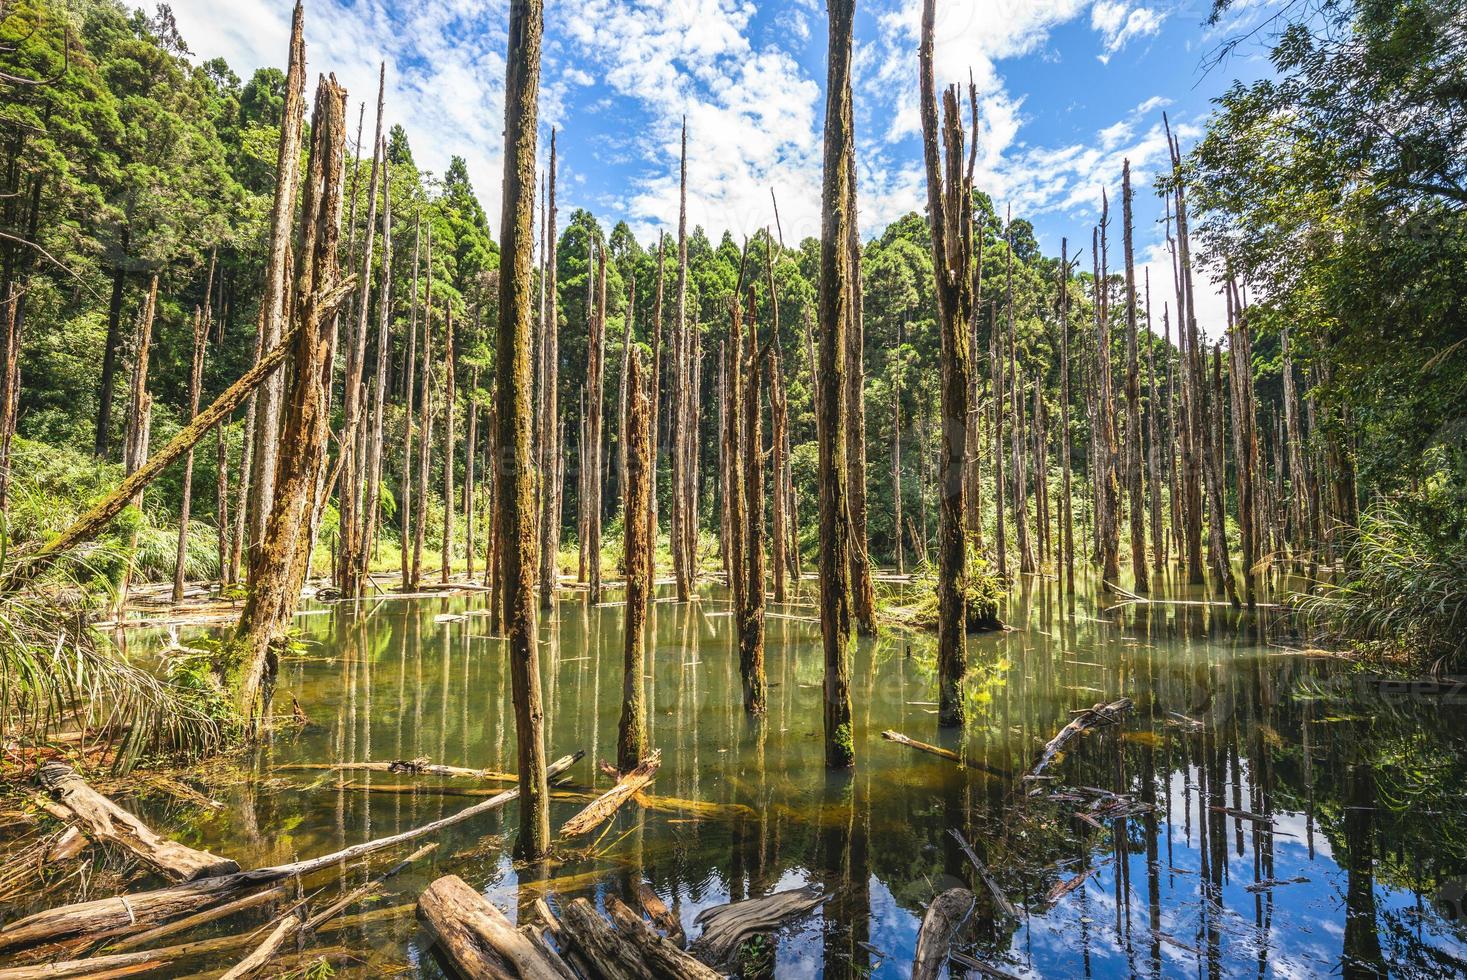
169,0,1280,336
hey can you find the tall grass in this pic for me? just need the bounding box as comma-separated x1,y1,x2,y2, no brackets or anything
1296,502,1467,671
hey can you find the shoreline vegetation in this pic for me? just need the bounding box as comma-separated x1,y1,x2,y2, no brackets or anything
2,0,1464,974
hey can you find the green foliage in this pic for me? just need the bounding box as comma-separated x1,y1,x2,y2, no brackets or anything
1297,501,1467,670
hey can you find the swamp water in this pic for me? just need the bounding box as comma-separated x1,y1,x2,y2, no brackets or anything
24,574,1467,977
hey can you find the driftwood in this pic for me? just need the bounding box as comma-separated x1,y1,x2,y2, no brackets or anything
560,751,661,838
558,897,655,980
40,762,239,882
637,881,687,947
0,751,583,953
219,916,300,980
689,886,824,964
880,731,1012,779
1028,699,1133,778
106,883,289,951
947,949,1023,979
604,895,721,980
910,887,974,980
416,875,571,980
947,829,1017,918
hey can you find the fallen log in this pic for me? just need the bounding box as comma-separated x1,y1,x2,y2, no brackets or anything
106,883,289,952
880,731,1012,779
274,759,518,780
303,842,436,932
0,751,583,953
417,875,571,980
947,949,1022,980
636,881,687,947
604,895,720,980
689,886,824,965
947,830,1017,918
558,897,655,980
560,751,661,838
219,916,300,980
1243,875,1309,893
911,887,974,980
40,762,239,882
1028,699,1133,778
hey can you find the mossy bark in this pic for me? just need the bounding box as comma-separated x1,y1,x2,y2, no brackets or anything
618,354,650,771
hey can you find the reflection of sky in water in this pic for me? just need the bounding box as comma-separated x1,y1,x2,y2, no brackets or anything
80,573,1467,977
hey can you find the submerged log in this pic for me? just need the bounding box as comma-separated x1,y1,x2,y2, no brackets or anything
417,875,570,980
636,881,687,947
40,763,238,882
558,897,654,980
947,829,1017,918
604,895,721,980
559,750,661,838
275,759,517,780
106,884,290,952
0,751,584,953
910,887,974,980
880,731,1011,779
1028,699,1133,778
219,916,300,980
689,886,824,965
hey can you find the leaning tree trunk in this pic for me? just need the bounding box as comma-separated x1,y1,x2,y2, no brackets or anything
917,9,974,728
234,73,350,732
817,0,857,768
249,1,307,579
495,0,552,858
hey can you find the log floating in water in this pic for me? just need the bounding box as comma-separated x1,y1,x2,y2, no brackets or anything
880,731,1012,779
604,895,721,980
274,758,518,780
219,916,300,980
39,762,239,882
557,897,655,980
0,751,584,953
560,750,661,838
1028,699,1133,778
689,885,825,965
416,875,571,980
636,881,687,947
910,887,974,980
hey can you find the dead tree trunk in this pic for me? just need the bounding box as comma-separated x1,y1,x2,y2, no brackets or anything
441,307,456,583
918,19,975,728
1093,206,1121,587
1227,276,1259,607
1059,239,1075,593
616,276,635,529
495,0,551,859
1144,269,1164,572
1007,213,1035,576
248,1,306,580
586,249,607,602
1165,117,1206,586
646,232,664,590
412,226,435,589
537,129,560,608
618,353,651,770
400,214,421,590
364,144,393,577
740,283,766,714
173,305,206,603
465,374,479,580
1121,161,1149,594
818,0,857,768
234,73,349,730
671,121,692,602
1204,343,1239,605
991,304,1006,578
767,240,790,601
845,151,877,636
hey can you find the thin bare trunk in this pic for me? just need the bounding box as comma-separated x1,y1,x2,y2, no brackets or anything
618,353,651,770
537,130,560,608
173,304,206,603
1121,161,1149,594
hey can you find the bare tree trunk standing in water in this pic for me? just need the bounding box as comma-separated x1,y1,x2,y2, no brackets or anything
818,0,856,769
412,236,434,590
364,146,393,578
1165,116,1205,587
172,304,206,603
1093,200,1121,588
441,307,456,583
1059,239,1075,594
537,130,560,609
671,120,692,602
1121,161,1149,594
1144,269,1164,574
767,236,790,601
495,0,551,859
918,0,974,728
399,215,421,591
617,276,636,530
845,152,876,636
618,353,651,770
1227,276,1259,607
1205,344,1239,605
587,250,607,602
647,233,664,590
740,282,766,713
248,1,306,581
235,73,349,731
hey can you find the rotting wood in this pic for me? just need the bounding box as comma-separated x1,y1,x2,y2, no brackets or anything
40,762,238,882
559,750,660,838
636,881,687,947
557,897,654,980
881,729,958,762
273,759,517,780
947,829,1017,918
947,949,1022,980
417,875,569,980
689,885,824,965
219,915,300,980
106,884,290,952
605,895,720,980
0,752,583,953
910,887,974,980
1028,699,1133,778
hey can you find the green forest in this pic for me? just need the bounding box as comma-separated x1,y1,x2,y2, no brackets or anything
1,0,1465,976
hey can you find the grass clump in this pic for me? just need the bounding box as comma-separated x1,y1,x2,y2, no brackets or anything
1296,501,1467,672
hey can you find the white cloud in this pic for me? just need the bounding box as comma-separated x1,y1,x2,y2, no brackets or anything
1091,1,1166,62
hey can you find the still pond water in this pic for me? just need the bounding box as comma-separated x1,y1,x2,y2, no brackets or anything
114,575,1467,976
